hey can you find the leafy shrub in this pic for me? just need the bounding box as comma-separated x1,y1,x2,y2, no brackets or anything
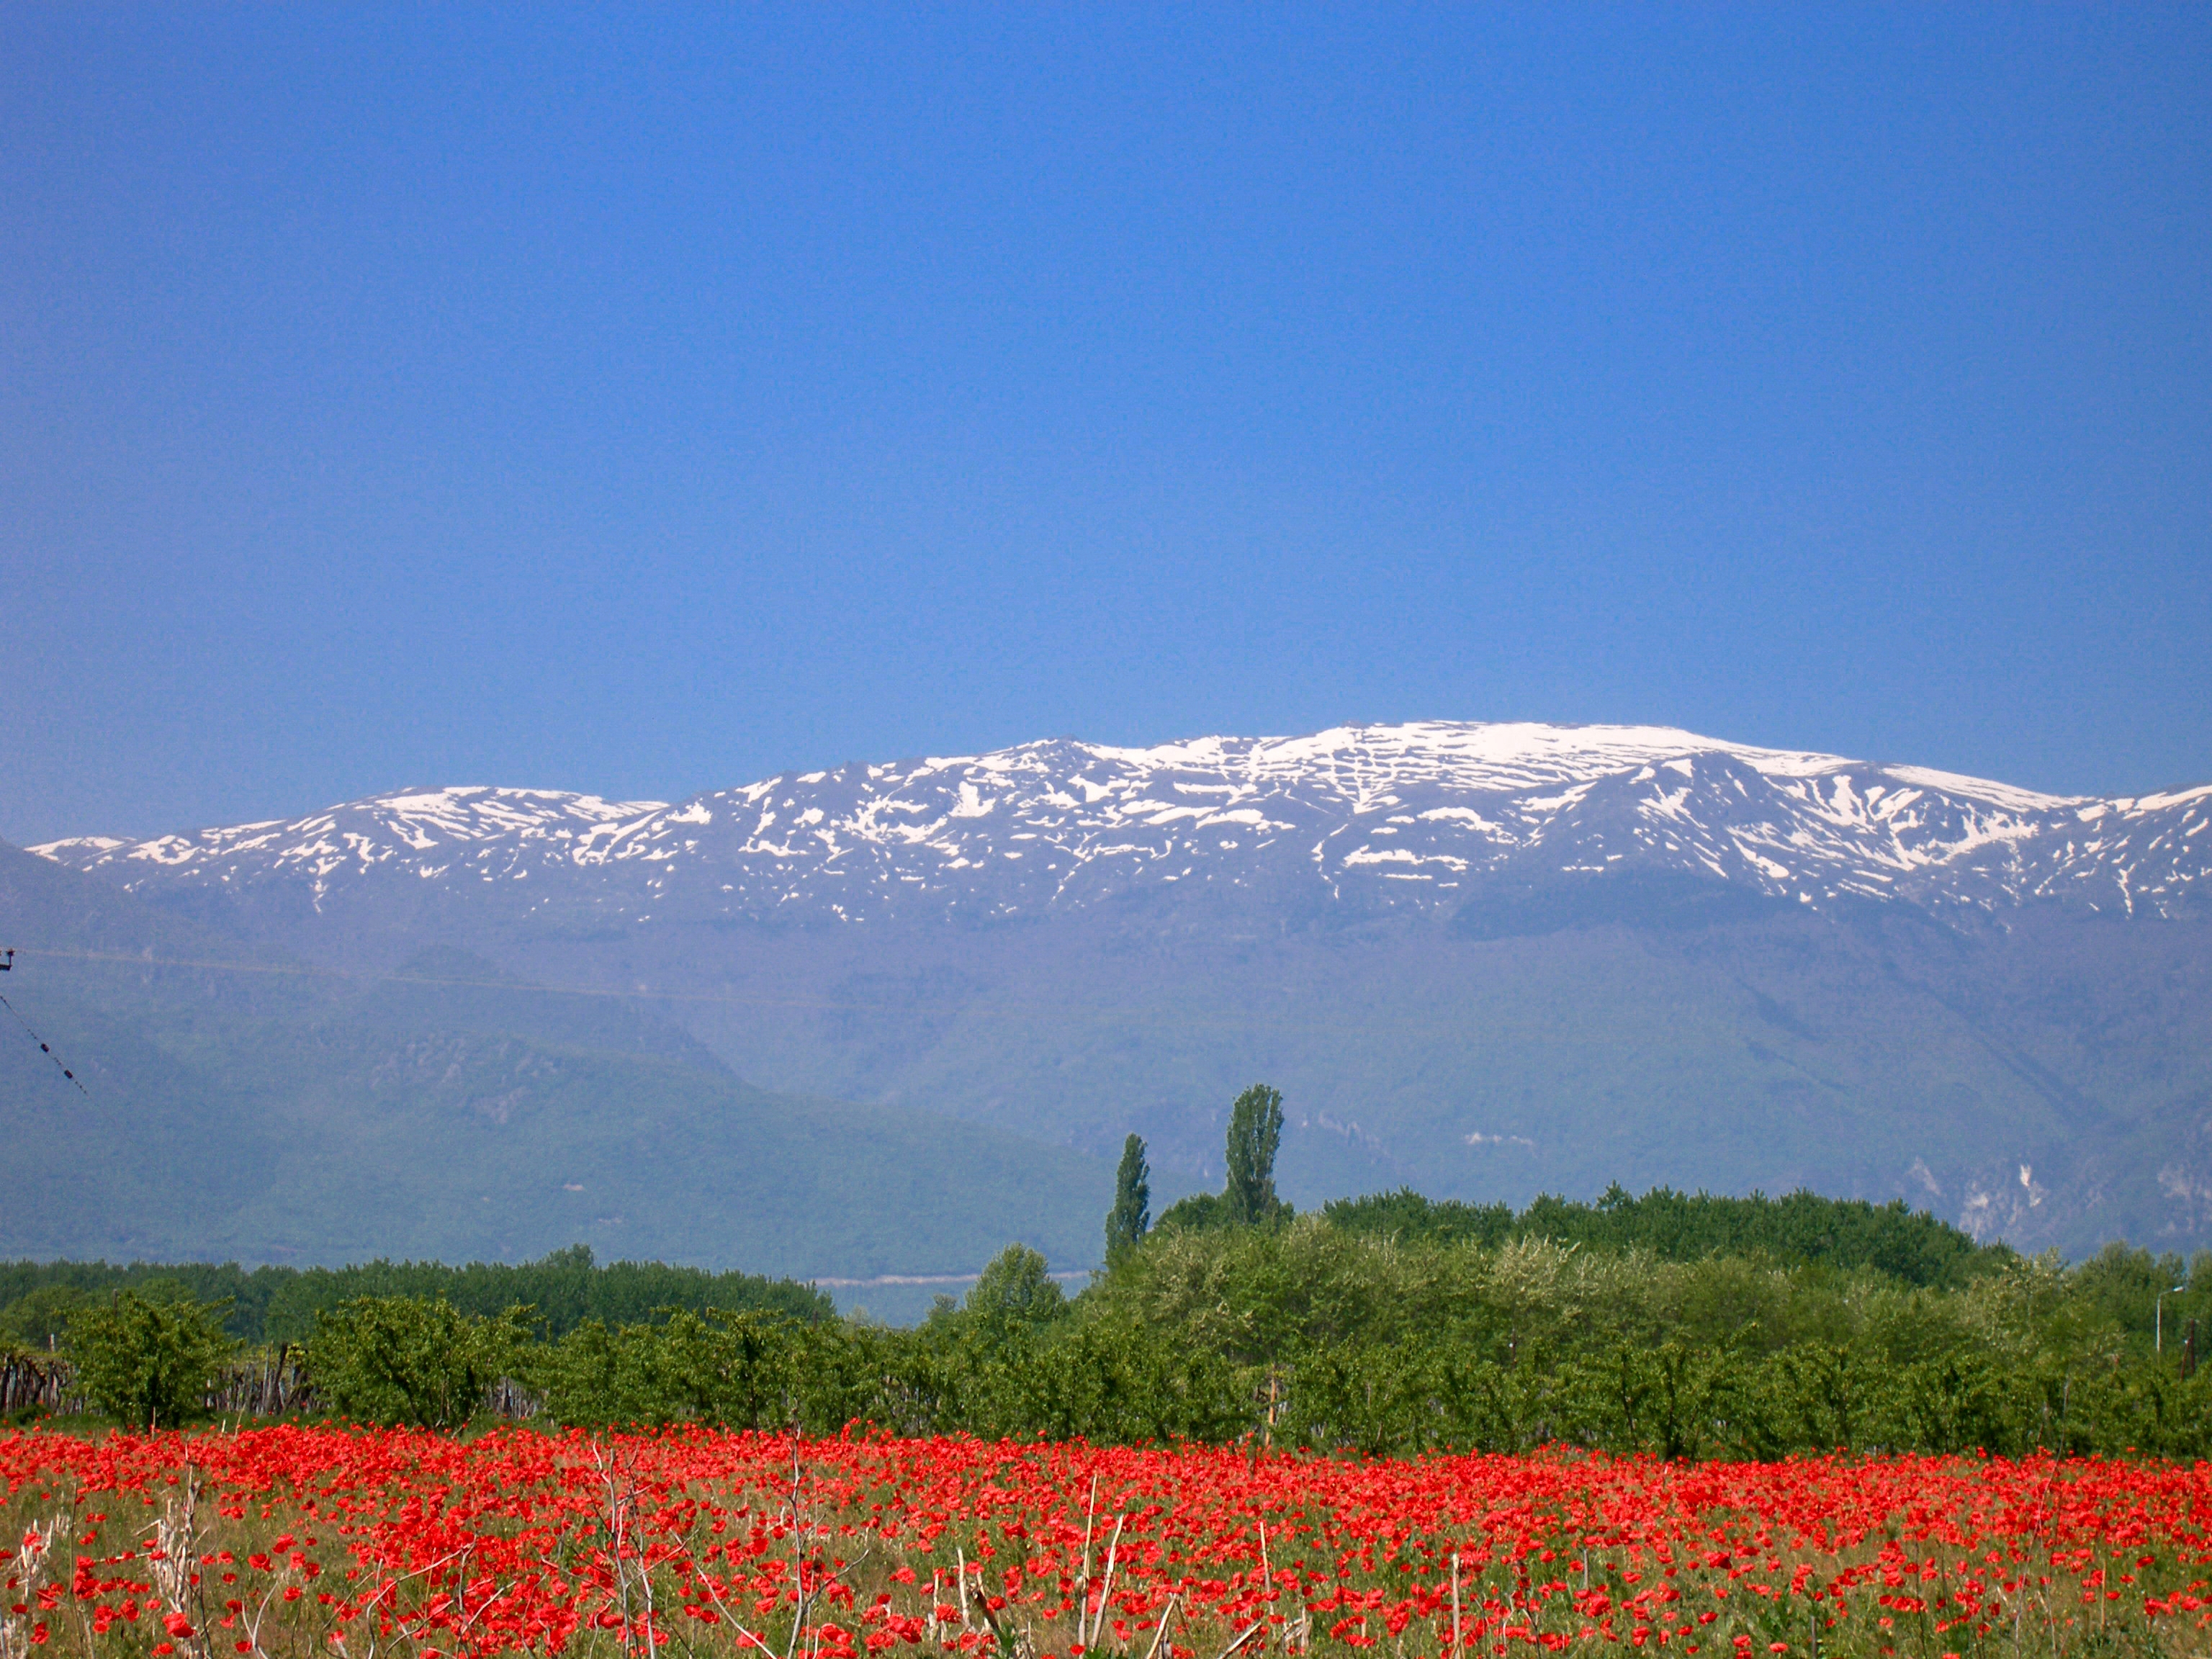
309,1295,529,1428
537,1308,798,1428
70,1289,233,1428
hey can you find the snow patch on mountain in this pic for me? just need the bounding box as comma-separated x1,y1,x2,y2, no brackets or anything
30,724,2211,927
34,786,667,909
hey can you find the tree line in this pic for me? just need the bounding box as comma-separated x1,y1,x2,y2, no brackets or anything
0,1244,830,1349
6,1082,2207,1457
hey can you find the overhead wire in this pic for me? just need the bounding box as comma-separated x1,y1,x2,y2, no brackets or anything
0,984,89,1094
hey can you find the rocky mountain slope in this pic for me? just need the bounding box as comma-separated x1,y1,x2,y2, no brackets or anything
22,722,2212,1259
36,723,2211,928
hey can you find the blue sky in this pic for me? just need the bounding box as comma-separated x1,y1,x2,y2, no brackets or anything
4,6,2208,844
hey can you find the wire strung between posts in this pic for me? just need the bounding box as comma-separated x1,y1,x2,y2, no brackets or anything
0,990,89,1094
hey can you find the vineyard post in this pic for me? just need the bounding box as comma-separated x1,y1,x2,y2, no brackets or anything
2156,1283,2185,1352
1451,1552,1460,1657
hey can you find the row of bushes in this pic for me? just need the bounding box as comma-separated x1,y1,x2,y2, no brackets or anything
32,1234,2211,1460
523,1295,2212,1460
0,1242,830,1349
0,1177,2039,1357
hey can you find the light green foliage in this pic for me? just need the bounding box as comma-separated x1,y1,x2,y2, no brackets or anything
68,1288,233,1429
965,1244,1066,1337
1076,1217,2212,1457
408,1211,2212,1458
308,1295,530,1428
968,1317,1249,1444
2069,1240,2194,1338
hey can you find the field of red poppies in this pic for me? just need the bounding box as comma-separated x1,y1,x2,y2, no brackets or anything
4,1429,2207,1659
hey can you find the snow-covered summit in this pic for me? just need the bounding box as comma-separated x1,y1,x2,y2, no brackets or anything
30,722,2207,925
32,785,665,906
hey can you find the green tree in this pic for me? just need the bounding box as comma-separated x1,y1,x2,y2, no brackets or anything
70,1290,233,1429
0,1284,93,1352
965,1244,1066,1344
1153,1192,1231,1233
1223,1083,1285,1226
308,1295,529,1428
1105,1133,1152,1265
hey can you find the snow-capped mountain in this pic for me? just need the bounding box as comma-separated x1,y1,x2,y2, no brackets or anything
17,722,2212,1261
32,721,2212,926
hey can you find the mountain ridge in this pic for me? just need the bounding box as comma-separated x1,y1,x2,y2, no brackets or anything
31,722,2211,931
17,721,2212,1261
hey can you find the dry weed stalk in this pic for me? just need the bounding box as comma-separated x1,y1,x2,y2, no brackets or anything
0,1511,73,1659
143,1467,212,1659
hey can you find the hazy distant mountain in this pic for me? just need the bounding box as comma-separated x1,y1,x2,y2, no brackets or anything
22,722,2212,1259
0,840,1112,1290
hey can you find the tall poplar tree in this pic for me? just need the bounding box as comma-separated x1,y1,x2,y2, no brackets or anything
1105,1133,1151,1264
1224,1083,1285,1226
